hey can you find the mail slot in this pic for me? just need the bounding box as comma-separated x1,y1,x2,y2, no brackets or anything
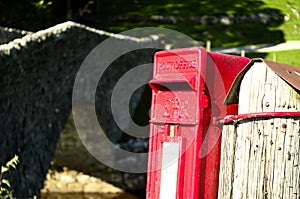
146,47,250,199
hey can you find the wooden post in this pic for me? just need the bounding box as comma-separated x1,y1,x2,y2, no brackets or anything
206,40,211,52
241,50,245,57
273,53,277,62
218,62,300,198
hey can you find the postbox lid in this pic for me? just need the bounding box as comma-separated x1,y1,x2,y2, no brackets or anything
225,58,300,105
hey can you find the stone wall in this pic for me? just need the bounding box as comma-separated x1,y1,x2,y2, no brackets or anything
0,22,161,198
111,13,284,25
0,26,31,44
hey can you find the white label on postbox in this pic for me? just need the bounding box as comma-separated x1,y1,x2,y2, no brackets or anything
159,142,180,199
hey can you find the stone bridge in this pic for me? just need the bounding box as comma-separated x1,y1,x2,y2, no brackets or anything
0,22,171,198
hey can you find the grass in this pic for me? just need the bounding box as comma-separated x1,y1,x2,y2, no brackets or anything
98,0,300,67
266,50,300,67
262,0,300,41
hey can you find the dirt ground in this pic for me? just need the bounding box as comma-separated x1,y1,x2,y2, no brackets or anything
41,168,138,199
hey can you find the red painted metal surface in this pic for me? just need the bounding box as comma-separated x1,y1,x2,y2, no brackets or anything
146,47,250,199
214,112,300,125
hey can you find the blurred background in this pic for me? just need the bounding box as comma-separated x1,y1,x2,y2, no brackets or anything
1,0,300,62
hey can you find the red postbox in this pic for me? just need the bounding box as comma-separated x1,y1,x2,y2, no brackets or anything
146,47,250,199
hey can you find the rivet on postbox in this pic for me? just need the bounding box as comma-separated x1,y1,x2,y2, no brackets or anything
146,47,250,199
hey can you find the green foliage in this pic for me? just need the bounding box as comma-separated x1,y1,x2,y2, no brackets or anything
33,0,53,11
0,155,19,199
0,0,60,31
98,0,286,47
98,0,300,66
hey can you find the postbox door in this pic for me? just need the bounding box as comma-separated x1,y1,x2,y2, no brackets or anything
147,79,204,199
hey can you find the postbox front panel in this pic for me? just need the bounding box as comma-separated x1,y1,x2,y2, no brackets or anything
147,48,207,199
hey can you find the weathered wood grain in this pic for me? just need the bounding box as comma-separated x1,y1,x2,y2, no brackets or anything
218,62,300,199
